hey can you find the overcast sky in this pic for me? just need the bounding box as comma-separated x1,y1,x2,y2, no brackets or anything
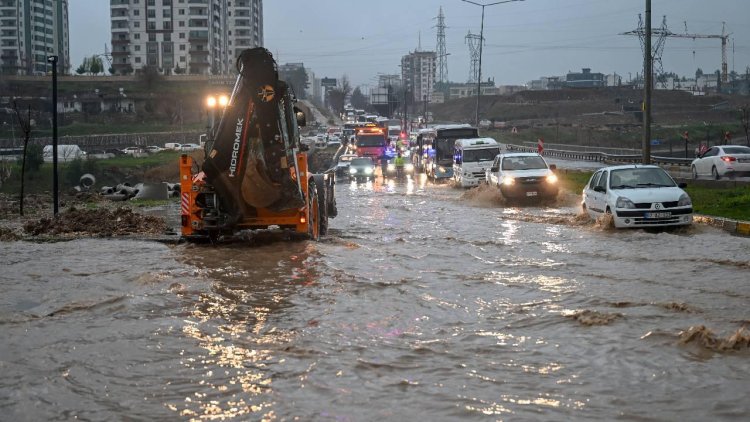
71,0,749,89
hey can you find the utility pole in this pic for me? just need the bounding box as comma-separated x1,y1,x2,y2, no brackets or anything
48,55,59,215
642,0,652,164
423,94,428,127
462,0,524,126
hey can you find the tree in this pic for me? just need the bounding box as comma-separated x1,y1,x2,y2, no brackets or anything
89,55,103,75
12,101,32,216
695,68,704,79
76,57,90,75
350,87,368,110
326,75,351,115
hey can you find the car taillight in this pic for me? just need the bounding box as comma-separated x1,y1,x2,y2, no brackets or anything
721,156,736,162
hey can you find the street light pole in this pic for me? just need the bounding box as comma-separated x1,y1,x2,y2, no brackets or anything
462,0,524,126
47,55,59,215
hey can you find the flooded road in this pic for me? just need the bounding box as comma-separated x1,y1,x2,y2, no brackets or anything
2,176,750,421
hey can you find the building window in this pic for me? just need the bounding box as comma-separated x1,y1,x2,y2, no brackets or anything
135,57,141,63
135,45,141,51
179,33,185,39
179,44,185,51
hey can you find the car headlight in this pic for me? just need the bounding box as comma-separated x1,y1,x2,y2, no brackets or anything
387,164,395,171
405,163,414,172
616,196,636,209
502,176,515,186
438,166,447,173
365,167,373,175
349,168,357,174
678,193,692,207
546,173,558,184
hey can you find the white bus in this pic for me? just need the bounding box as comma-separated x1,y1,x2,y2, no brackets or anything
452,137,500,188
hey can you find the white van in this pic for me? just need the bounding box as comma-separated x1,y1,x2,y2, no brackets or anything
42,144,86,162
452,137,500,188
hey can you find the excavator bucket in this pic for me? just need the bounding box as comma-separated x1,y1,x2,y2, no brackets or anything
202,47,305,220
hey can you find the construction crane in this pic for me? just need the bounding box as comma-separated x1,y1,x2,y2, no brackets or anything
621,18,731,84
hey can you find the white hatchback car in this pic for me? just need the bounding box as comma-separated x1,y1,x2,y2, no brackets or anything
582,165,693,228
690,145,750,179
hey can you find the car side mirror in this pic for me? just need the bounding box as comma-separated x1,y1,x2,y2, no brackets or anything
678,182,687,188
549,164,557,171
593,186,606,193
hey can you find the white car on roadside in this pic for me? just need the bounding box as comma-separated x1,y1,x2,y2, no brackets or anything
690,145,750,179
582,165,692,228
121,146,143,155
180,143,201,152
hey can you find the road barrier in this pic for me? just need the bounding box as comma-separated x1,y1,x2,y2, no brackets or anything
505,144,693,166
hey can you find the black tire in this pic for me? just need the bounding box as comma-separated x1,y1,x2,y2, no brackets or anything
691,165,698,180
313,175,329,236
306,180,320,241
712,166,720,180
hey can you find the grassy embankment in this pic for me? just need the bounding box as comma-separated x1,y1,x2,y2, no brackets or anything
556,169,750,221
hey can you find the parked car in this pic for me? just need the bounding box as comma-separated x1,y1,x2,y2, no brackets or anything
690,145,750,179
348,157,376,181
180,143,201,152
145,145,165,153
121,146,144,155
582,165,693,228
164,142,182,150
485,152,558,201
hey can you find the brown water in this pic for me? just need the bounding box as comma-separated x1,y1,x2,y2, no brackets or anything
2,175,750,421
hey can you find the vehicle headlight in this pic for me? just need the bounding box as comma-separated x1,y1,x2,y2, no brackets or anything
365,167,373,175
616,196,636,209
387,164,395,171
405,163,414,172
438,166,447,173
349,168,357,174
678,193,692,207
502,176,515,186
546,173,558,184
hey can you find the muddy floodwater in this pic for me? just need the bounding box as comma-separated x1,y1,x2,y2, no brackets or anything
2,175,750,421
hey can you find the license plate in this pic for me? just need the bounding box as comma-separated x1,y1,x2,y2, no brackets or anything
645,212,671,218
526,191,538,197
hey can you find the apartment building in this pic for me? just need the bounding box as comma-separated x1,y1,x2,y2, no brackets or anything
110,0,262,75
401,50,436,103
0,0,70,75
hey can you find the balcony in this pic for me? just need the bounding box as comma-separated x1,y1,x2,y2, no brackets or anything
189,48,209,55
188,30,208,41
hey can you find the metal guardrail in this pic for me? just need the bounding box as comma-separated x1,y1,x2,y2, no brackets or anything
505,144,693,166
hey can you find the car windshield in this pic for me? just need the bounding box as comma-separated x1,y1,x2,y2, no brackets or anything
463,147,500,162
501,155,547,170
351,158,373,166
723,146,750,154
356,135,386,147
609,168,676,189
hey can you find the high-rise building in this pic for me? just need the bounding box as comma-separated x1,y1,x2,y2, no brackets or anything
0,0,70,75
110,0,263,75
401,50,436,104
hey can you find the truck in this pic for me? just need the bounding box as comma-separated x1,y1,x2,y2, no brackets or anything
353,124,389,161
179,47,337,242
425,124,479,180
452,137,500,188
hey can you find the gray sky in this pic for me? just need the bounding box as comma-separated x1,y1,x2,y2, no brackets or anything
71,0,749,89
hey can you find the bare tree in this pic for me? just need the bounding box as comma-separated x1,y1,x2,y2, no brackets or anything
327,75,352,115
12,101,32,216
